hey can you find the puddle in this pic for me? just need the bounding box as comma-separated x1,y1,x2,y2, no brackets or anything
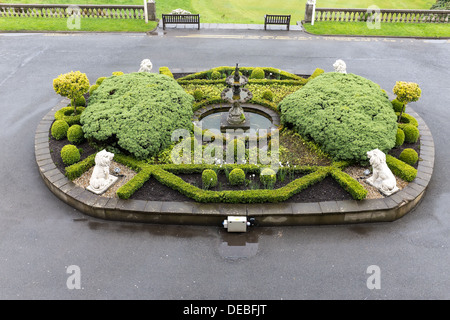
217,228,274,260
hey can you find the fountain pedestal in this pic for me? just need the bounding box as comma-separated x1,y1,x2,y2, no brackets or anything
220,63,253,133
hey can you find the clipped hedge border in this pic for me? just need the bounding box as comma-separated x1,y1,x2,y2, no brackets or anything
159,66,174,79
386,154,418,182
331,168,368,200
65,153,96,181
54,106,86,126
177,66,305,81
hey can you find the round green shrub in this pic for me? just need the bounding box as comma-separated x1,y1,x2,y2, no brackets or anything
229,168,245,186
72,95,86,107
260,168,276,188
54,106,86,126
226,139,246,163
202,169,218,189
395,128,405,147
81,72,194,159
51,120,69,140
250,67,265,79
89,84,99,95
61,144,80,166
400,124,420,143
279,72,397,163
67,125,85,144
262,90,273,101
391,99,405,113
399,148,419,166
397,112,419,127
96,77,107,85
193,89,204,101
211,71,222,80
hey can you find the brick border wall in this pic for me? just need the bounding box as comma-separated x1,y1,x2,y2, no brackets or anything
35,98,434,226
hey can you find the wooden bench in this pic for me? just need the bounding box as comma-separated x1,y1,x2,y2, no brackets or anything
162,14,200,30
264,14,291,30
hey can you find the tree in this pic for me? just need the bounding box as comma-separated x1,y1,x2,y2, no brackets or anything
392,81,421,124
53,71,90,115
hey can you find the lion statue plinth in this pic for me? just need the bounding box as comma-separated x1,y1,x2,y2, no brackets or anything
87,150,118,195
366,149,399,196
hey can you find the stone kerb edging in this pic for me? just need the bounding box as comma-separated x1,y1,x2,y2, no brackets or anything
35,98,434,226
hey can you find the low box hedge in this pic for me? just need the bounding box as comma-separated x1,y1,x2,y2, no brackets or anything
331,168,368,200
386,154,417,182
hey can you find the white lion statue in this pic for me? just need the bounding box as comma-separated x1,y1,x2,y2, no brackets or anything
138,59,153,73
171,8,191,14
89,150,116,191
366,149,399,196
333,59,347,74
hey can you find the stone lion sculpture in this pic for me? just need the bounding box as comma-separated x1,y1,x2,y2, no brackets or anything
88,149,117,192
366,149,399,196
138,59,153,73
333,59,347,74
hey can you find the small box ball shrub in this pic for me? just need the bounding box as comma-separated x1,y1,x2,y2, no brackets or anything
399,148,419,166
89,84,99,95
51,120,69,140
260,168,277,188
395,128,405,147
399,123,420,143
61,144,81,166
81,72,194,160
279,72,397,163
72,96,86,107
391,99,405,113
386,154,417,182
159,67,174,79
67,125,85,145
229,168,245,186
96,77,107,85
262,90,274,101
202,169,218,189
250,67,265,79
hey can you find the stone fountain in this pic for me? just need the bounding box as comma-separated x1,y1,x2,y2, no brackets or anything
220,63,253,132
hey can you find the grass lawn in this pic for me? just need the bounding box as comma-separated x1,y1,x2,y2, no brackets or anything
0,17,157,32
303,21,450,38
1,1,436,24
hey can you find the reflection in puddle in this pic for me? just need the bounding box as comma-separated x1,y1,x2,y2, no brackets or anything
218,229,261,260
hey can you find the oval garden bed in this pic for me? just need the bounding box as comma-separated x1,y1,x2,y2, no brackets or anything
35,66,434,226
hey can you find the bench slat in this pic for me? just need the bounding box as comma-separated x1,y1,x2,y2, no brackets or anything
162,13,200,30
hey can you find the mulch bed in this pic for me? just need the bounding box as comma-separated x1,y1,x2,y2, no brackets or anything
130,173,352,203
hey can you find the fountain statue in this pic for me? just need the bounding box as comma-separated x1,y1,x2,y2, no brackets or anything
220,64,253,132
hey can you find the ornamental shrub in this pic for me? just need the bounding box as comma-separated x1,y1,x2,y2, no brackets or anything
229,168,245,186
395,128,405,147
89,84,99,95
397,112,418,127
250,67,265,79
67,124,85,144
53,71,90,115
54,106,86,126
51,120,69,140
193,89,204,101
399,123,420,143
262,90,273,101
202,169,218,189
112,71,124,76
393,81,421,123
61,144,80,166
81,72,194,159
96,77,107,85
159,67,174,79
391,99,405,113
72,96,86,107
260,168,276,188
279,72,397,163
399,148,419,166
211,70,222,80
